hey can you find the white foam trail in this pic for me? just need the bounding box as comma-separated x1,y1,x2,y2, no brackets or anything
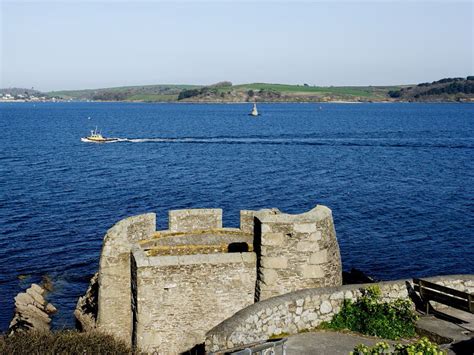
126,138,170,143
91,137,472,149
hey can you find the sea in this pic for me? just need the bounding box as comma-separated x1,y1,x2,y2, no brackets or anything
0,102,473,331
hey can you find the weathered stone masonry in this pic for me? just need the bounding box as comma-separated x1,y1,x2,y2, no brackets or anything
254,205,342,301
95,205,343,353
205,275,474,352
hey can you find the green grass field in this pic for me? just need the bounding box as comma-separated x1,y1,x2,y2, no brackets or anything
221,83,399,98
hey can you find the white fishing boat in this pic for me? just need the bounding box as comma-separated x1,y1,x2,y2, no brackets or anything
81,127,118,143
249,103,259,116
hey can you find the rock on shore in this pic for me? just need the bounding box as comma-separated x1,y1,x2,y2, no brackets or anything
74,273,98,332
8,283,57,334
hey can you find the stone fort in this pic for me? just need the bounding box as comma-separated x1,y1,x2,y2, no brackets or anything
94,205,342,353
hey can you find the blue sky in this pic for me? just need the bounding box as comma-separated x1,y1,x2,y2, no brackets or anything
1,1,472,91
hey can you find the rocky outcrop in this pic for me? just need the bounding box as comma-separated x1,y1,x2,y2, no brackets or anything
74,273,99,332
8,283,57,334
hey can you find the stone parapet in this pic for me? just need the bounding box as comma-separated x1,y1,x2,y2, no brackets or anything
133,247,256,268
169,208,222,232
239,209,280,233
205,274,474,352
132,251,257,354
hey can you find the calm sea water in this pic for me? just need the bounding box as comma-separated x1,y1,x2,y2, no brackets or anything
0,102,473,330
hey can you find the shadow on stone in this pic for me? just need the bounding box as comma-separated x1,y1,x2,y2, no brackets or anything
253,217,262,303
228,242,249,253
181,342,205,355
407,280,468,325
406,280,426,312
450,338,474,355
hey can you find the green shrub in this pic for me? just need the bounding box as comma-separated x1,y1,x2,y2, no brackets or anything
324,285,418,339
351,337,446,354
388,90,401,98
0,330,131,354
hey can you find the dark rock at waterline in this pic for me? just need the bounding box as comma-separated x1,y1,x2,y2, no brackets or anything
74,273,98,332
342,268,377,285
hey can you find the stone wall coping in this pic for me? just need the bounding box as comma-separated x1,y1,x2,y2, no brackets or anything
133,249,256,268
152,227,247,237
169,208,223,216
256,205,331,224
138,228,252,249
132,246,149,266
109,212,156,230
241,209,281,216
206,274,474,338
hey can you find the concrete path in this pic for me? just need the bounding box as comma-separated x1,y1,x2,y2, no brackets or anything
283,309,474,355
416,308,474,355
284,330,397,355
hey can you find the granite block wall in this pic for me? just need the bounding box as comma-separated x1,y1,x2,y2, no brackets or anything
132,250,256,354
168,208,222,232
97,213,156,344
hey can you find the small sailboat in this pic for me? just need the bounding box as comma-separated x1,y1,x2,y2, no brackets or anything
249,102,259,116
81,127,118,143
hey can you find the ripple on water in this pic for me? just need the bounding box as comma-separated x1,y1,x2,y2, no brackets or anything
0,102,473,330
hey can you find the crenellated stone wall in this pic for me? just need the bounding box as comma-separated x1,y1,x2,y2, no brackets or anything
168,208,222,232
254,206,342,301
92,204,343,354
205,275,474,352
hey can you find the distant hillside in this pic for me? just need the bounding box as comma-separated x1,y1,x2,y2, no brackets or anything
49,84,200,102
0,88,46,97
388,77,474,102
176,82,396,103
51,82,398,103
4,77,472,103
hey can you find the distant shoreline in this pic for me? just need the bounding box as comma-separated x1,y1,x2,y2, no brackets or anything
1,100,472,104
3,77,473,103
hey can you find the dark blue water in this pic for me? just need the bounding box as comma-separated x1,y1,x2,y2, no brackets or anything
0,102,473,330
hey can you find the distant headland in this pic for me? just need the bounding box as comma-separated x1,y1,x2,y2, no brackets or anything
1,76,473,103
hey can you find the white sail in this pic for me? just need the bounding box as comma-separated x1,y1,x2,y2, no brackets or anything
250,103,258,116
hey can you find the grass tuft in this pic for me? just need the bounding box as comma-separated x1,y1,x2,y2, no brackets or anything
0,330,131,354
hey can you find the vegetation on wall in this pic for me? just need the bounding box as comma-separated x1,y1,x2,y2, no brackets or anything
322,286,418,340
352,338,445,355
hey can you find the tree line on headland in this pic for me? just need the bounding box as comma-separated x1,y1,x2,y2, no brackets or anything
2,77,473,103
388,76,474,101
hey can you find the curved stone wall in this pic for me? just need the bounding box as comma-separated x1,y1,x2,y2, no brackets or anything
205,275,474,352
254,205,342,301
97,213,156,344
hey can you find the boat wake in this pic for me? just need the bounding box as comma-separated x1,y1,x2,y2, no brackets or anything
99,136,474,149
